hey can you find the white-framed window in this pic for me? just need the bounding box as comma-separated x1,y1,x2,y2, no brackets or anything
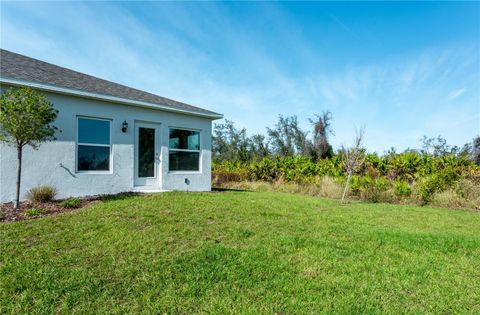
76,116,111,172
168,128,200,172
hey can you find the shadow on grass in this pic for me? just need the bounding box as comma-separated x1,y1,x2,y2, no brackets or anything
97,192,142,202
98,189,250,201
212,187,251,193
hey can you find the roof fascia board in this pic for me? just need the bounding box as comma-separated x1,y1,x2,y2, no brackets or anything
0,77,223,120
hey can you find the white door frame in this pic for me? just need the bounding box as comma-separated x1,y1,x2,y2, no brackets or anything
134,121,162,187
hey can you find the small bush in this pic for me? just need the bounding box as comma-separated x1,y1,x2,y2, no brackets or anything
27,185,57,203
394,181,412,199
348,175,362,195
0,210,5,220
60,197,81,209
25,208,47,217
415,175,447,204
360,177,390,203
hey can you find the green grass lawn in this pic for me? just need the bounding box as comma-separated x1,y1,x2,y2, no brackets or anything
1,191,479,314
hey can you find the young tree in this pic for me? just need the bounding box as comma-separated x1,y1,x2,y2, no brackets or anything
0,87,58,208
341,127,366,203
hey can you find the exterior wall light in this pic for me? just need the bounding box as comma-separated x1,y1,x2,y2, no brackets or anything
121,120,128,133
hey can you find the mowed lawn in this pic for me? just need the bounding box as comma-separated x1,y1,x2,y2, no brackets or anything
1,191,479,314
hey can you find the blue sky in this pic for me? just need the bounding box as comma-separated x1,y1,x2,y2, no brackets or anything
1,1,479,153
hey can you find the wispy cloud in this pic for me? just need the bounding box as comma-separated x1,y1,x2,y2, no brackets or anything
330,14,361,40
300,44,479,151
1,2,478,153
448,88,466,100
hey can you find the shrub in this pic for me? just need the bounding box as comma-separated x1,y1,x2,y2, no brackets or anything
26,185,57,203
212,161,249,185
387,151,422,181
25,208,47,217
415,175,446,204
345,176,390,202
60,197,81,209
393,180,412,199
348,175,362,195
462,167,480,184
212,153,480,209
360,177,390,203
0,210,5,220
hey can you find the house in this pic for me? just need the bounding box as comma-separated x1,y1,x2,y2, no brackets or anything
0,49,223,202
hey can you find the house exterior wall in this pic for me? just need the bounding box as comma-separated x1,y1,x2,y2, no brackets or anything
0,89,213,203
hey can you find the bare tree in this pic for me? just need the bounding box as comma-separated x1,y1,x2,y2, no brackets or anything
341,127,366,203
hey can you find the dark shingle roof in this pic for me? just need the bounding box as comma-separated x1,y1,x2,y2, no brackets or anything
0,49,221,118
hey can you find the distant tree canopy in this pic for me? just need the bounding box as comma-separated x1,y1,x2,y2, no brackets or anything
420,135,479,164
267,115,308,157
212,112,479,166
212,112,334,163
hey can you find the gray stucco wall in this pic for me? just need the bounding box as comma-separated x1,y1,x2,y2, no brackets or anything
0,90,213,203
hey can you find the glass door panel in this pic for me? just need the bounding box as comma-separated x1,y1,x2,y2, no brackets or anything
138,127,155,178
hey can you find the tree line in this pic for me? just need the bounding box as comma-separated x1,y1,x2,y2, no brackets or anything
212,112,480,165
213,111,334,163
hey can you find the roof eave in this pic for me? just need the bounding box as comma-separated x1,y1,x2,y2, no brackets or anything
0,77,224,120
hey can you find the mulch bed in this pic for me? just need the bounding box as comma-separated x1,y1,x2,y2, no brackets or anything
0,192,141,223
0,199,97,223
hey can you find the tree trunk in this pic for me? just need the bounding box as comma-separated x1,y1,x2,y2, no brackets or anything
341,170,352,203
14,145,22,209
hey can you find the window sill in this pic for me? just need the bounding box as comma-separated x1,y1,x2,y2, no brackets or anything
76,171,113,175
168,171,202,175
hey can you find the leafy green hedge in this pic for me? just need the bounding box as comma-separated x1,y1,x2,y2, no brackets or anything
212,152,480,205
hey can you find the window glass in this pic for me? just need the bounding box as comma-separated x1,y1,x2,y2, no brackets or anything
187,134,199,150
77,117,111,172
78,118,110,145
77,145,110,171
169,129,200,150
138,127,155,177
169,151,200,171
